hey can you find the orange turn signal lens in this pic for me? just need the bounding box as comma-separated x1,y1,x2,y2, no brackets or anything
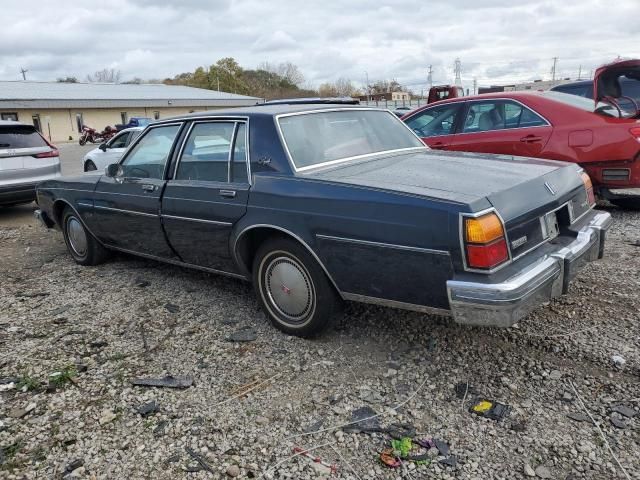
465,213,504,244
581,172,596,206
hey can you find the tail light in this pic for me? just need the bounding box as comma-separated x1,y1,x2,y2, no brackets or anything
630,126,640,141
463,212,509,270
581,172,596,206
33,149,59,159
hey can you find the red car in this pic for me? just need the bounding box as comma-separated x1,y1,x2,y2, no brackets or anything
402,90,640,208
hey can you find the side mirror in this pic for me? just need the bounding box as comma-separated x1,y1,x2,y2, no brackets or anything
99,143,108,152
105,163,123,178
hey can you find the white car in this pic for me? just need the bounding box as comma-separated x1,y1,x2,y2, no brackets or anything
82,127,143,172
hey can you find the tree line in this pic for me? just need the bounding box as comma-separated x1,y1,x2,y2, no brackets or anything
57,60,412,100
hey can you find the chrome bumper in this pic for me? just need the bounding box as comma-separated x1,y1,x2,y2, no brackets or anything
446,211,612,327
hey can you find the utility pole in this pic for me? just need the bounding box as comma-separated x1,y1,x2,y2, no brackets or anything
473,77,477,95
365,71,370,102
20,67,28,80
454,58,462,87
577,65,582,80
427,65,433,90
550,57,558,83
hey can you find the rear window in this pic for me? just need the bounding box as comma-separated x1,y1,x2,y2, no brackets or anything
542,91,622,116
0,125,48,149
278,109,425,171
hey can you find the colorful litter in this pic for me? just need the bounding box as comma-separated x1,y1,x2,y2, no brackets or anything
469,398,511,421
293,446,338,475
379,436,456,469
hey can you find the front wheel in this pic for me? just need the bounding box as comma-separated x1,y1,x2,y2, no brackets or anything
253,237,341,337
61,207,109,265
79,135,87,146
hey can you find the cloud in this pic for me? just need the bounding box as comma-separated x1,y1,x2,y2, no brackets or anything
0,0,637,91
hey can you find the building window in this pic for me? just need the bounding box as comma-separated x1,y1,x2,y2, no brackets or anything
153,111,160,120
121,112,128,124
32,114,42,133
1,112,18,121
76,113,84,132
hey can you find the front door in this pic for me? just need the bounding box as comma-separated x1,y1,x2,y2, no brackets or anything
91,123,183,257
403,102,464,149
448,99,552,157
161,120,250,272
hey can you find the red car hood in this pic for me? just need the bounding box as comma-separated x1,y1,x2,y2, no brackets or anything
594,58,640,103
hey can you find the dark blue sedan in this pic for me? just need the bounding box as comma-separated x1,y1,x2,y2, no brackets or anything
34,105,611,337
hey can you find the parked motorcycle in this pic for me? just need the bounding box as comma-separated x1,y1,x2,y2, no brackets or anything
79,125,117,145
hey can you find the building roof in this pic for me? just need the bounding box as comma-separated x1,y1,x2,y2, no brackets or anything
0,81,262,109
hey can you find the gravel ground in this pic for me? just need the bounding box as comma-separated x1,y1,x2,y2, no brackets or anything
0,205,638,479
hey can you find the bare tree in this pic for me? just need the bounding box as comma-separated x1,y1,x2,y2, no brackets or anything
86,68,122,83
258,61,304,86
56,76,78,83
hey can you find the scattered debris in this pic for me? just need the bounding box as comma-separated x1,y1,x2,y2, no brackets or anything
226,327,258,342
293,446,338,475
524,463,536,477
611,405,637,418
380,448,401,468
136,401,159,417
548,370,563,380
342,406,381,434
64,459,84,474
226,464,240,477
566,412,593,423
90,339,108,349
303,420,324,434
185,446,215,474
611,355,626,368
469,399,511,421
439,455,458,467
164,303,180,313
610,415,629,429
433,438,450,456
8,402,36,419
131,375,193,389
135,278,150,288
153,420,169,437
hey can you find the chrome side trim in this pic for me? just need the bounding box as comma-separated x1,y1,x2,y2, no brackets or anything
342,292,451,316
161,214,232,226
46,188,95,194
162,196,232,205
76,201,93,208
316,234,449,256
233,224,344,299
104,244,248,280
94,205,158,218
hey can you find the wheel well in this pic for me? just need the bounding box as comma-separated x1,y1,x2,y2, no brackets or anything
235,227,287,274
52,200,71,227
84,159,94,171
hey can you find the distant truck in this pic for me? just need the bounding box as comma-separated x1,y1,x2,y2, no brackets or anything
428,85,464,104
115,117,152,131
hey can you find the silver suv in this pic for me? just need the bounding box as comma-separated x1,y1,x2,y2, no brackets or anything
0,121,61,206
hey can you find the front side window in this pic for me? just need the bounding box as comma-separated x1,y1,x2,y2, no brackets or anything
278,109,424,170
108,132,129,149
405,104,461,137
121,124,181,179
176,122,235,182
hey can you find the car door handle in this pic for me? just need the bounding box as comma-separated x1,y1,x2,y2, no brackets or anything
141,184,157,193
219,189,236,198
520,135,542,143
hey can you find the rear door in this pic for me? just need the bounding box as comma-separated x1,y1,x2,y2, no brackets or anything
448,99,553,157
161,120,250,272
403,102,464,149
92,123,183,257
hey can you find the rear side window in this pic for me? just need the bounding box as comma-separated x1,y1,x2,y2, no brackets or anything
0,125,48,149
176,122,235,182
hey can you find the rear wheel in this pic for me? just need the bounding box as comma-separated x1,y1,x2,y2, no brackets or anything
61,207,109,265
253,236,341,337
84,160,97,172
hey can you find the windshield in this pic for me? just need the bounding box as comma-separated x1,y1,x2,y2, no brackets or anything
542,91,625,118
277,109,425,171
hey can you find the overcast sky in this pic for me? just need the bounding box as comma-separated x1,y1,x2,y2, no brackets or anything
1,0,638,91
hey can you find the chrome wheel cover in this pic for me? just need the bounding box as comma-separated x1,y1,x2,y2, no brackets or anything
66,217,88,257
263,254,315,324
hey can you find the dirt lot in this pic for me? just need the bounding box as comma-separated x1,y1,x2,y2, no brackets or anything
0,205,638,479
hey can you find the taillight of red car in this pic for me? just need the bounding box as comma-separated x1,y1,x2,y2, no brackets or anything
581,171,596,206
463,211,509,270
630,126,640,142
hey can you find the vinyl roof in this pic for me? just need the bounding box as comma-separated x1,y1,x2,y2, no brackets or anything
0,81,262,109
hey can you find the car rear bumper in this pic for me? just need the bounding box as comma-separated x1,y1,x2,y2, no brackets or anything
446,211,612,327
0,182,38,205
